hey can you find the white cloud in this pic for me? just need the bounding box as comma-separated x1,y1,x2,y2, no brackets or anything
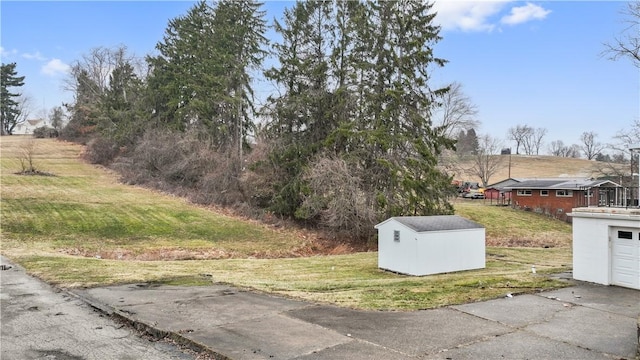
501,3,551,26
0,46,18,59
432,1,512,32
22,51,46,61
41,59,70,77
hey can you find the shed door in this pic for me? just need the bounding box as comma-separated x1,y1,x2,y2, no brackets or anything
611,227,640,289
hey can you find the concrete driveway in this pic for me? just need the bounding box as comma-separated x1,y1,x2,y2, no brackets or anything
73,279,640,359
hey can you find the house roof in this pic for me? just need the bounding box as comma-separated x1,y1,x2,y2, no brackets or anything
506,178,621,190
486,178,525,190
376,215,484,232
26,119,44,126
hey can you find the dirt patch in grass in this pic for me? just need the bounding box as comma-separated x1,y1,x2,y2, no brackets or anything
56,236,371,261
58,247,237,261
486,235,568,248
15,170,56,176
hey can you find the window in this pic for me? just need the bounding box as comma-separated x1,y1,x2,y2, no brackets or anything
394,230,400,242
540,190,549,196
584,190,593,197
618,231,633,239
517,190,532,196
556,190,573,197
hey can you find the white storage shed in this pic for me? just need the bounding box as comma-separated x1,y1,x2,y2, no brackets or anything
375,215,485,276
571,208,640,290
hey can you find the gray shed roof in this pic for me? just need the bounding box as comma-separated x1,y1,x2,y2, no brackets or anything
376,215,484,232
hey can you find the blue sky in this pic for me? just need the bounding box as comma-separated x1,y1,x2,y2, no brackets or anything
1,1,638,150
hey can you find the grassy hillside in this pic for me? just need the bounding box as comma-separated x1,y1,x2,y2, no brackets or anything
0,136,572,310
453,199,571,247
450,154,624,185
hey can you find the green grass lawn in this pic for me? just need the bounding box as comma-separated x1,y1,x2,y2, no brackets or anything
453,199,572,247
0,136,573,310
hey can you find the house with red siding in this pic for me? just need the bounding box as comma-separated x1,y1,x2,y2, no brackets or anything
506,178,621,221
484,178,525,204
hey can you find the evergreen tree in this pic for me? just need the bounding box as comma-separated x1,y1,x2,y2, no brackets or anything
212,0,268,162
351,0,455,217
147,0,267,164
264,0,456,221
49,106,65,131
63,46,131,140
147,0,220,132
1,62,26,135
263,0,337,215
100,60,145,145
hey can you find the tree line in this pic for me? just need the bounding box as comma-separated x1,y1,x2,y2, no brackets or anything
3,0,638,240
59,0,461,241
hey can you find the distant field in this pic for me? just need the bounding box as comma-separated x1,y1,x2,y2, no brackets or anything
0,136,573,310
452,154,623,184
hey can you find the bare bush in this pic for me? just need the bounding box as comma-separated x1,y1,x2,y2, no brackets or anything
32,126,59,138
194,150,244,206
298,156,377,240
18,139,38,174
84,137,119,165
115,128,244,206
240,138,281,208
15,139,53,176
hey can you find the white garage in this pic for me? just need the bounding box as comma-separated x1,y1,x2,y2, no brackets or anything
375,216,485,276
571,208,640,290
611,227,640,289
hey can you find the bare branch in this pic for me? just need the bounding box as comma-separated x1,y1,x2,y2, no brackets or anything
602,1,640,68
466,134,505,187
580,131,606,160
433,82,479,138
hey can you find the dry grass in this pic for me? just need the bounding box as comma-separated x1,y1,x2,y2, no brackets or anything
451,154,626,184
13,249,571,310
1,136,319,261
1,136,574,310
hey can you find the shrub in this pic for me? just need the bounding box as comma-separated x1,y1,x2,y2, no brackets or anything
240,139,280,208
116,128,242,206
298,155,377,240
84,137,120,165
32,126,59,138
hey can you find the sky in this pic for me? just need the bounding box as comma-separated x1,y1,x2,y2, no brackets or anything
1,1,638,150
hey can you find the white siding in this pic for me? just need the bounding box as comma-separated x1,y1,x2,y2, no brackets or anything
572,216,613,285
376,218,485,276
413,229,485,276
571,209,640,289
377,222,415,275
611,227,640,289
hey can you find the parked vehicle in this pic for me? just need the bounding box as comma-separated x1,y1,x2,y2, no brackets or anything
463,191,485,199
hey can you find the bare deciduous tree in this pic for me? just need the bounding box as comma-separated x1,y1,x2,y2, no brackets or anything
10,94,33,133
467,134,505,187
433,82,479,138
580,131,605,160
548,140,581,158
549,140,566,156
64,45,142,102
602,1,640,68
522,127,547,155
507,125,533,154
608,119,640,188
612,118,640,151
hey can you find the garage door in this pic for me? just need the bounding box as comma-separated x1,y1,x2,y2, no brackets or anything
611,227,640,289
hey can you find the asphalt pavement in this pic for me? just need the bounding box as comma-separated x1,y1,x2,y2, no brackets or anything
2,256,639,360
0,256,195,360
